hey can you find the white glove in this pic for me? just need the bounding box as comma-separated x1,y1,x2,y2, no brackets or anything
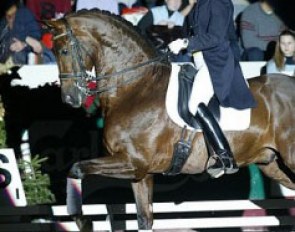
168,39,189,54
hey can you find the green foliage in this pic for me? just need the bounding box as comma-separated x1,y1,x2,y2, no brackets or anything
0,120,6,148
18,155,56,205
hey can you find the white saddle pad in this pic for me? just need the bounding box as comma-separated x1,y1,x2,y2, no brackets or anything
166,62,251,131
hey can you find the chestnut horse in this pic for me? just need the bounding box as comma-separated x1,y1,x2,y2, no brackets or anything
45,9,295,230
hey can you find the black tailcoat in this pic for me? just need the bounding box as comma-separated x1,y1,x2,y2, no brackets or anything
184,0,256,109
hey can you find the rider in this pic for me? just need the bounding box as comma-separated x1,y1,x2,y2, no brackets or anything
168,0,257,177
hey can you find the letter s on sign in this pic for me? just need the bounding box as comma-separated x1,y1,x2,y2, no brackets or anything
0,153,12,189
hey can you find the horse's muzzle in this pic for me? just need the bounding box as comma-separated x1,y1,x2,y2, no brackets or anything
64,94,81,108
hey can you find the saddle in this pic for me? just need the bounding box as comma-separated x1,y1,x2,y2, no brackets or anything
177,64,220,128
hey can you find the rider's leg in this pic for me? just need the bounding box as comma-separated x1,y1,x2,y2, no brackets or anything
195,103,239,176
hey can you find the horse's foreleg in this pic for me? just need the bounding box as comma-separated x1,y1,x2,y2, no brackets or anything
69,155,141,179
66,178,93,232
131,174,154,230
67,155,147,232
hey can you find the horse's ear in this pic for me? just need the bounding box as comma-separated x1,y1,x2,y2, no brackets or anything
41,20,63,32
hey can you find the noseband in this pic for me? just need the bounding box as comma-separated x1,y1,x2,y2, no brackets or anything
53,18,167,95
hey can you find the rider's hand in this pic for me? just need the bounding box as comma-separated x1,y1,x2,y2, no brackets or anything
168,39,189,54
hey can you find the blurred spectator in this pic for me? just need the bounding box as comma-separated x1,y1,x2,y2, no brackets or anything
138,0,195,61
76,0,119,15
0,0,41,65
179,0,196,18
231,0,249,21
144,0,159,8
137,0,195,35
26,0,72,20
240,0,285,61
266,30,295,76
120,5,148,26
25,36,56,64
119,0,144,11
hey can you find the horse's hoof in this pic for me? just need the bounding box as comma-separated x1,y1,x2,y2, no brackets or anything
73,216,93,232
69,163,84,179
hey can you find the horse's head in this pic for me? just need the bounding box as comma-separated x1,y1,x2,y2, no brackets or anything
44,17,99,108
45,10,164,109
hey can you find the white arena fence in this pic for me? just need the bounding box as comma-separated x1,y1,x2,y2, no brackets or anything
1,199,295,231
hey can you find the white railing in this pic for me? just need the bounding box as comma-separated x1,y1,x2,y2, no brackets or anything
1,199,295,231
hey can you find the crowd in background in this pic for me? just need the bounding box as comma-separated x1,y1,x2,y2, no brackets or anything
0,0,294,76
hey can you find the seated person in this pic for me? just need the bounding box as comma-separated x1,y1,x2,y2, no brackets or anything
119,0,148,26
240,0,285,61
25,36,56,64
266,30,295,76
137,0,195,49
0,0,41,65
26,0,73,21
119,0,144,13
76,0,119,14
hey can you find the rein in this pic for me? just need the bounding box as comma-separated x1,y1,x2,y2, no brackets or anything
95,55,166,81
55,18,168,95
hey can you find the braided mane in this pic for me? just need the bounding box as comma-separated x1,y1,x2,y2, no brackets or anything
65,8,158,55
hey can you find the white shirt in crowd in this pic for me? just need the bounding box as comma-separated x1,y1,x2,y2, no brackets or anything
76,0,119,15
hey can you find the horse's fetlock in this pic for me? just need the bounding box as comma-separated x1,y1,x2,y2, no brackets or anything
137,215,153,230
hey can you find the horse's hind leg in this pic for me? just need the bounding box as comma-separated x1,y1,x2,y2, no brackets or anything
131,174,154,230
260,139,295,190
259,160,295,190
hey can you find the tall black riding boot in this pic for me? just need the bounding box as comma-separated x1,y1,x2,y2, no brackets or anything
195,103,239,178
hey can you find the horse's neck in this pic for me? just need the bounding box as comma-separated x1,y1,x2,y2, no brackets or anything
94,17,157,76
98,63,171,115
92,15,170,112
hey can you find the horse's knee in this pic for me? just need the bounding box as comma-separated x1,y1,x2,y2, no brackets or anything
69,162,84,179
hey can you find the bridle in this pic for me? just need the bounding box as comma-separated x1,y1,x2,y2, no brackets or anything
53,18,95,95
53,18,168,95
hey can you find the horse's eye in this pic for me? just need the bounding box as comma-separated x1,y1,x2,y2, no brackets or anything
61,49,68,55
